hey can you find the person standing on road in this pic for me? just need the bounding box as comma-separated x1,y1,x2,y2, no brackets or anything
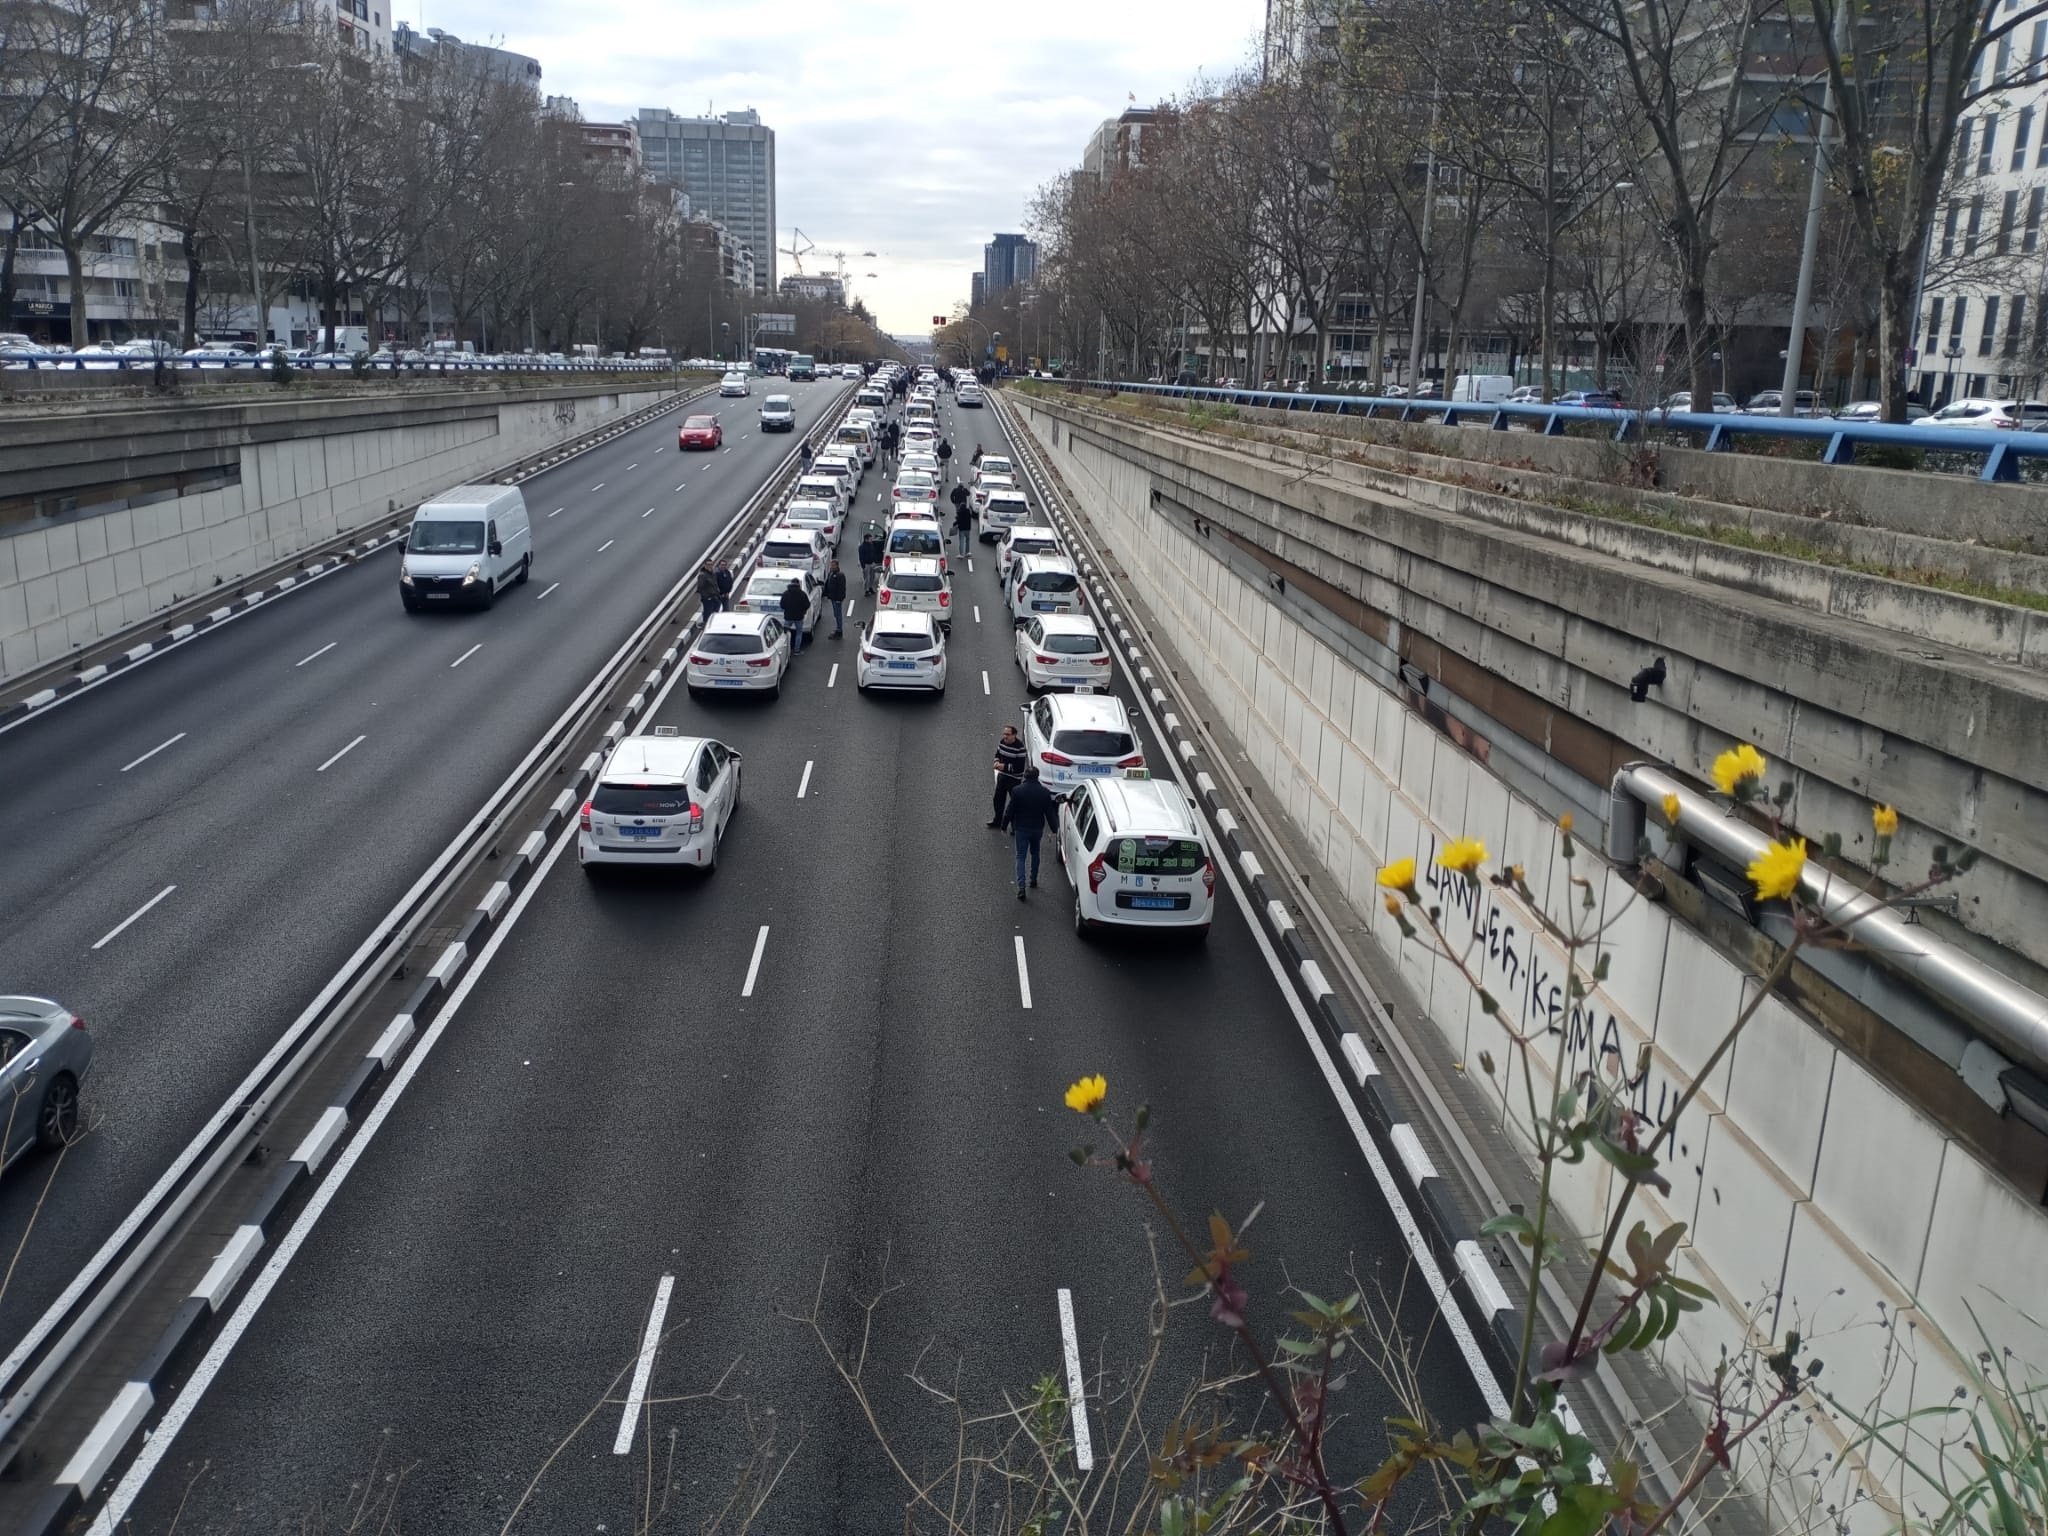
858,529,885,594
1001,767,1057,899
715,560,735,610
696,561,721,614
936,437,953,477
988,724,1027,828
971,444,983,468
823,560,848,637
779,577,811,655
950,486,972,555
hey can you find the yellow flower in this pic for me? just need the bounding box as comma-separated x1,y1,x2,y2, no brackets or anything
1383,893,1403,916
1558,813,1574,833
1437,838,1487,876
1711,743,1768,798
1661,792,1682,824
1748,838,1808,901
1377,858,1417,892
1872,804,1899,838
1064,1074,1108,1115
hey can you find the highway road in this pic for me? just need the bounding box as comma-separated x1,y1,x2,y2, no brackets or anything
93,388,1495,1533
0,379,850,1347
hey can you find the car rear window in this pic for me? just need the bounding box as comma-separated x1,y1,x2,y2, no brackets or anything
593,784,692,815
872,630,932,652
765,540,814,558
889,572,942,592
1053,728,1134,757
889,529,941,553
1023,571,1079,592
699,633,764,655
1012,538,1058,556
747,576,795,600
1113,836,1205,874
1045,633,1100,655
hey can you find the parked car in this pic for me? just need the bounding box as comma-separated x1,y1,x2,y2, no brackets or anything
577,734,741,875
1925,397,2048,430
1554,389,1627,409
1834,400,1932,422
1059,778,1215,942
1660,390,1738,414
1742,389,1823,416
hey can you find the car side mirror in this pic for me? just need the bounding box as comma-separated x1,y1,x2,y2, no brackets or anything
488,541,503,557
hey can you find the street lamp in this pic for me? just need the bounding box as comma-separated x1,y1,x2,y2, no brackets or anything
1943,341,1965,404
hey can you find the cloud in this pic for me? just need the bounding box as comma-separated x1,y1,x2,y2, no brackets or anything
407,0,1264,330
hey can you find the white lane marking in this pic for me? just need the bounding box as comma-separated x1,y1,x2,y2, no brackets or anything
741,925,770,997
675,483,687,492
642,507,654,518
315,735,366,773
293,642,336,667
627,462,638,470
548,507,564,518
591,481,605,490
597,539,615,553
91,885,176,951
844,600,856,619
1056,1289,1095,1472
981,670,990,695
612,1273,677,1455
826,663,839,688
1014,935,1033,1009
967,558,974,572
796,760,813,799
449,643,482,668
120,733,186,773
536,582,559,600
974,605,981,624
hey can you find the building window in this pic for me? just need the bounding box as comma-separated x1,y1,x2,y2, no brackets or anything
2016,106,2035,169
1981,295,2001,355
2007,294,2027,356
1957,120,1974,176
1996,34,2013,79
1980,114,1999,174
2000,189,2019,252
2034,17,2047,65
1951,297,1969,344
1928,297,1946,351
1966,195,1985,253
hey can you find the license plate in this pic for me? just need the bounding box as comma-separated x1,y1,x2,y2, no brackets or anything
1061,677,1089,686
1080,764,1112,775
1129,896,1178,909
425,592,450,600
1032,601,1057,612
619,824,663,838
713,678,744,687
887,660,916,669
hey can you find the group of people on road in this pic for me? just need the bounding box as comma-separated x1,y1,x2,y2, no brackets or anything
991,724,1055,898
695,559,736,612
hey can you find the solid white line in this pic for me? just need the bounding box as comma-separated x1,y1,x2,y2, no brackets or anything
981,670,990,695
120,733,186,773
1014,935,1032,1009
597,539,615,552
293,642,335,667
797,760,813,799
741,925,770,997
315,734,366,773
611,1273,677,1455
1056,1289,1095,1472
536,582,559,600
91,885,176,951
826,663,839,688
449,643,482,668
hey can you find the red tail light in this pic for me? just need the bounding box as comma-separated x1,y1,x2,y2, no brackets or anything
1035,654,1057,664
689,803,704,832
938,591,950,607
70,1015,86,1031
863,651,882,663
879,589,892,603
1118,755,1146,769
1202,860,1216,896
689,655,712,665
579,799,593,831
1087,855,1106,892
745,657,773,667
1041,751,1074,766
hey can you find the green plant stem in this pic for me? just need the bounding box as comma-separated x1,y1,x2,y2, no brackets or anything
1634,1380,1798,1536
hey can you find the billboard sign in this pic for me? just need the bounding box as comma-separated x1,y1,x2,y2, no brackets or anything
752,312,796,335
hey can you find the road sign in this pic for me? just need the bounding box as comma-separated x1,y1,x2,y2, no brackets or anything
996,345,1008,361
752,312,796,335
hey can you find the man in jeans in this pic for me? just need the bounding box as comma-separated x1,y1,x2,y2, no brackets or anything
1001,766,1057,899
950,485,972,555
696,562,721,614
779,577,811,655
822,560,847,637
988,725,1026,828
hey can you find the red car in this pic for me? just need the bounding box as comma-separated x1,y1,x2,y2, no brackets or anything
678,414,722,450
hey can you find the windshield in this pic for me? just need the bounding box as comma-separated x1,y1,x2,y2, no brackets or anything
698,633,765,655
684,415,716,428
1045,633,1101,655
1052,728,1135,758
409,519,485,554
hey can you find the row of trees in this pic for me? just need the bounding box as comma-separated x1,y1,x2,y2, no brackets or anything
1020,0,2048,415
0,0,751,354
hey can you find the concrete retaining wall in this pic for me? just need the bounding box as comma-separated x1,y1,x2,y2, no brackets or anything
0,386,671,681
1011,392,2048,1530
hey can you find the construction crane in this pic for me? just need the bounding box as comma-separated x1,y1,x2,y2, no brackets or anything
780,227,814,277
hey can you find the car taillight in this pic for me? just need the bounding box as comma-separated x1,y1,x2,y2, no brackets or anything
1035,654,1057,664
745,657,773,667
1118,755,1146,769
1091,656,1109,666
70,1015,86,1031
689,803,704,831
879,589,892,603
579,800,593,831
1042,751,1074,766
938,590,950,607
1202,860,1216,895
1087,855,1106,892
689,654,712,665
863,650,882,662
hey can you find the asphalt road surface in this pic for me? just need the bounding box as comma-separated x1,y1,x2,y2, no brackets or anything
0,379,849,1346
90,386,1497,1534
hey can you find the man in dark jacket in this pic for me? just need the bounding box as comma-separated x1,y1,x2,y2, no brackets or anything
949,485,972,555
1000,766,1058,898
936,438,953,478
857,530,885,593
989,724,1026,827
715,561,734,607
696,562,721,614
822,560,848,637
779,577,811,655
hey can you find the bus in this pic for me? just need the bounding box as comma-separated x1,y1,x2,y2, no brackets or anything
753,346,793,375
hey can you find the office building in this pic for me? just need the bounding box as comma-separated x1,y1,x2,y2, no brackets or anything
971,272,985,310
1081,108,1159,179
983,234,1037,299
635,107,776,294
393,24,540,83
781,273,846,307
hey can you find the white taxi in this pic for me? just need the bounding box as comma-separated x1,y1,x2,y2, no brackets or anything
578,733,742,874
1020,692,1146,799
1060,777,1215,941
856,610,948,693
686,611,790,699
1014,613,1112,692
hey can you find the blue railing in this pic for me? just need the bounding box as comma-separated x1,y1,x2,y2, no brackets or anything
1060,379,2048,484
0,354,711,379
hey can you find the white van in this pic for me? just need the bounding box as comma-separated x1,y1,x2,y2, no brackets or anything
1059,777,1215,940
400,484,532,611
1451,374,1515,403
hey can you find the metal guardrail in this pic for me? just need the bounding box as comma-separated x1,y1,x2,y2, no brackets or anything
1057,378,2048,484
0,355,692,378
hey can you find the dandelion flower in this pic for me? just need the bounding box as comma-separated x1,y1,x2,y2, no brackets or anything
1383,893,1403,916
1662,792,1682,824
1872,804,1899,838
1712,743,1768,797
1377,858,1417,892
1064,1074,1108,1115
1558,813,1574,833
1437,838,1488,876
1748,838,1807,901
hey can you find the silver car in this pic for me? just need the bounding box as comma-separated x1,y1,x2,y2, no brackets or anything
0,996,93,1164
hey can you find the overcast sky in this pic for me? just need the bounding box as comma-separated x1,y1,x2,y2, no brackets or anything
409,0,1265,334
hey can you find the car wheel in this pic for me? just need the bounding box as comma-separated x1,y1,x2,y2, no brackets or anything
478,577,497,610
701,832,719,875
1187,925,1211,948
35,1073,78,1150
687,685,704,700
401,593,421,614
515,554,531,586
1073,896,1094,940
769,674,782,700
